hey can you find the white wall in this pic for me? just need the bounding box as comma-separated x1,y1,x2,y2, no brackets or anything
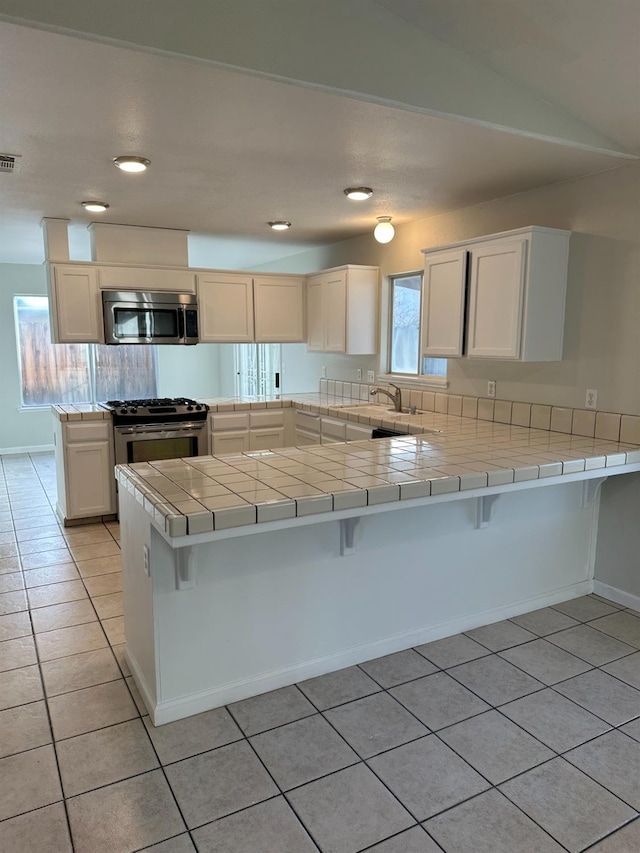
257,161,640,415
0,264,54,452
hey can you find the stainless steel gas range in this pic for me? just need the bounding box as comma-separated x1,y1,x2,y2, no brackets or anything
104,397,209,465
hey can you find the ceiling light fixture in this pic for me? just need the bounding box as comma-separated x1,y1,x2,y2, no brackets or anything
81,201,109,213
113,155,150,173
373,216,395,244
344,187,373,201
268,221,292,231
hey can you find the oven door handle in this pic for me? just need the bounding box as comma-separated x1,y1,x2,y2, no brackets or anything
115,422,206,435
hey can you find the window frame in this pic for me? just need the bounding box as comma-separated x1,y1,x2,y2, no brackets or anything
379,271,448,389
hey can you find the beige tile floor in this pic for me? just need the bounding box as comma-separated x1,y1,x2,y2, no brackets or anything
1,452,640,852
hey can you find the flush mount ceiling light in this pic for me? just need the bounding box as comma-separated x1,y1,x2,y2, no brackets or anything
268,221,292,231
81,201,109,213
344,187,373,201
373,216,395,244
113,155,150,173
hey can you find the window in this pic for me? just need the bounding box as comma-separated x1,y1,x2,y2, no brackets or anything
389,273,447,379
234,344,281,396
14,296,158,407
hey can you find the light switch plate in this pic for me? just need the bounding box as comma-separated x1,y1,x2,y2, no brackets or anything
356,368,362,380
585,389,598,409
367,370,375,383
321,365,327,378
487,380,496,398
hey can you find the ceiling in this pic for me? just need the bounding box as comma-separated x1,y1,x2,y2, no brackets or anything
0,1,637,265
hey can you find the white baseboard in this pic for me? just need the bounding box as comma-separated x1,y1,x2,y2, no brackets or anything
0,444,54,456
593,580,640,612
140,577,594,726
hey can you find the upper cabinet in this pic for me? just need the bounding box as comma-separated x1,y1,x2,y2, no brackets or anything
306,265,379,354
421,227,570,362
253,276,305,342
48,264,102,343
197,273,255,343
197,273,305,343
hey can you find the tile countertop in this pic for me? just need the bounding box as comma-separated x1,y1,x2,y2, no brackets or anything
115,395,640,540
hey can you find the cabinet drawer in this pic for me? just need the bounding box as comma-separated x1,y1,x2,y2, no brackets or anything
99,267,197,294
296,428,321,446
249,427,286,451
249,410,285,428
212,431,250,455
64,421,112,442
321,417,346,440
295,411,320,432
209,413,249,431
345,423,372,441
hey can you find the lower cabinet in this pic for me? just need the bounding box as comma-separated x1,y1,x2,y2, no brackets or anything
209,409,290,455
295,411,321,445
54,419,116,523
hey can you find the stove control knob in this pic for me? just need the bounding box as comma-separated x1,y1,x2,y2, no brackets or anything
195,404,202,411
186,405,193,411
129,407,138,414
119,407,127,414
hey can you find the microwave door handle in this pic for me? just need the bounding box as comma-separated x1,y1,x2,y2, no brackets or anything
177,309,185,341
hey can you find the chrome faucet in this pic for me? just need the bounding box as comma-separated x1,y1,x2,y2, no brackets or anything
370,383,403,412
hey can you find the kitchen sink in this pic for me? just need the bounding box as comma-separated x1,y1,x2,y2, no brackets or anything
329,404,441,434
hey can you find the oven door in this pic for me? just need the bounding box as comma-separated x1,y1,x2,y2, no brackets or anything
114,421,208,465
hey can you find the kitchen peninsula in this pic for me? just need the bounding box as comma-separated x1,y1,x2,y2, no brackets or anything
114,396,640,724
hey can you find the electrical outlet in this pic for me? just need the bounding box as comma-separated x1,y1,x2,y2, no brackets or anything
585,389,598,409
487,380,496,398
356,368,362,381
367,370,375,383
321,365,327,378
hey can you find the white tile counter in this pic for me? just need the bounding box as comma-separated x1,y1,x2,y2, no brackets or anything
116,395,640,541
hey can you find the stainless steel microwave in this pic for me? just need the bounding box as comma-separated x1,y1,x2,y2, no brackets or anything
102,291,199,345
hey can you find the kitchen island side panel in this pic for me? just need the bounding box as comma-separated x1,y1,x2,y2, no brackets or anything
146,480,594,723
594,471,640,607
120,489,158,707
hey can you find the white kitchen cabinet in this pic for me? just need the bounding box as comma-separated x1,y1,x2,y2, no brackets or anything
99,266,196,293
209,409,290,455
253,276,305,342
211,430,250,455
295,410,321,445
320,416,347,444
306,265,379,354
421,249,467,357
421,226,570,362
48,264,102,343
345,422,373,441
249,427,286,451
197,273,255,343
54,419,116,523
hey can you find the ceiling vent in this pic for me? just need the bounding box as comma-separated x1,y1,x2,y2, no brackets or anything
0,154,18,173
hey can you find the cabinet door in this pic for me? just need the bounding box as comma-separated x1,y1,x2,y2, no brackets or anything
249,427,286,451
253,277,305,342
345,423,373,441
296,428,321,446
212,430,250,455
421,250,467,357
66,441,115,517
197,274,254,343
306,276,325,350
467,240,526,359
324,272,347,352
52,265,101,343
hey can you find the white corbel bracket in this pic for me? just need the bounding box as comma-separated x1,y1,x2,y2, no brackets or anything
176,546,197,590
475,494,500,529
581,476,608,509
340,517,361,556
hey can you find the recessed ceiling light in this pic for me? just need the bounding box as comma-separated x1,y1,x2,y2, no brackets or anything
268,221,292,231
344,187,373,201
113,156,150,173
374,216,395,244
81,201,109,213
